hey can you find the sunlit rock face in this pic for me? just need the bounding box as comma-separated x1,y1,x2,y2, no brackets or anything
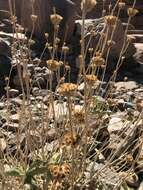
0,0,77,42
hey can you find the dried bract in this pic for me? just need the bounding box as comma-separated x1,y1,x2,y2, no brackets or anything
47,59,61,71
50,14,63,25
57,83,78,96
127,8,139,17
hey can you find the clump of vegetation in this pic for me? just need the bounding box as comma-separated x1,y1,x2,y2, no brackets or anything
0,0,142,190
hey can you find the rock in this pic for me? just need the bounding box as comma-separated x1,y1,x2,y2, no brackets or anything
76,18,136,59
138,182,143,190
0,31,27,42
2,122,19,132
73,0,143,29
10,97,23,107
0,37,11,56
0,137,7,152
9,114,20,123
119,172,139,188
8,89,19,98
134,43,143,64
0,102,5,110
0,0,77,42
46,128,57,142
114,81,138,90
0,55,11,77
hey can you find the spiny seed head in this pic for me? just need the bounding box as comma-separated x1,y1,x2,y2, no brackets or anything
57,83,78,96
105,15,117,26
31,14,38,23
49,164,70,178
61,163,70,175
81,0,97,13
50,13,63,25
62,132,78,147
49,165,60,177
85,74,97,85
127,8,139,17
91,56,105,67
47,59,61,71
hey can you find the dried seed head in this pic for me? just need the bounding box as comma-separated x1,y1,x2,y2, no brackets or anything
50,13,63,25
57,83,78,96
90,30,96,36
118,1,126,9
31,14,38,23
10,15,17,23
81,0,97,13
62,46,69,53
107,40,116,47
127,8,139,17
126,154,134,164
73,110,85,123
65,65,71,71
62,132,78,147
91,56,105,67
85,74,97,85
45,33,49,39
55,37,60,44
88,48,93,53
47,59,61,71
48,46,53,51
105,15,117,26
61,163,71,176
49,165,60,178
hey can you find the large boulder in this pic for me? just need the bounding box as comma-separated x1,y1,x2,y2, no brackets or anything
0,0,77,42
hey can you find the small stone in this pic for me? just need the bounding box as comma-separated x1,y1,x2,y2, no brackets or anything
9,114,20,123
9,89,19,98
10,97,23,107
2,122,19,132
0,138,7,152
47,128,57,142
114,81,138,90
0,102,5,110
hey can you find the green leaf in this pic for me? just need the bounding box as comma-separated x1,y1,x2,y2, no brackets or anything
5,167,24,177
49,152,61,164
26,166,48,177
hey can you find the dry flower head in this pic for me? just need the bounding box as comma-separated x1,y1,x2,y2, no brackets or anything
105,15,117,26
47,59,61,71
91,56,105,67
50,13,63,25
85,74,97,85
127,8,139,17
57,83,78,96
81,0,97,13
62,132,79,147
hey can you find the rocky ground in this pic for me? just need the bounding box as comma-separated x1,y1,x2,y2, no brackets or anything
0,1,143,190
